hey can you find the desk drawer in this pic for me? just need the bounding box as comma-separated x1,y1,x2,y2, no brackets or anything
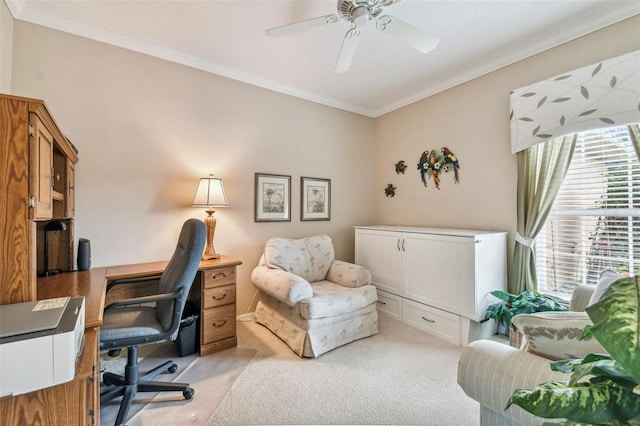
203,285,236,309
202,305,236,344
203,267,236,288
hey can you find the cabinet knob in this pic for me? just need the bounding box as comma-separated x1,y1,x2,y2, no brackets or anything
421,316,435,323
212,272,227,279
377,300,387,305
213,320,228,328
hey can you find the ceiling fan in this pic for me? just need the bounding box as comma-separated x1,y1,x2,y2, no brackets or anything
265,0,439,73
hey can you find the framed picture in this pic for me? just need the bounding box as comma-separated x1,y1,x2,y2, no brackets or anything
301,177,331,221
255,173,291,222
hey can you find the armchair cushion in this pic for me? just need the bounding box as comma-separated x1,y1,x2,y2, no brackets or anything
100,306,164,341
264,235,334,282
300,281,377,319
326,260,372,288
589,269,622,306
251,265,313,306
569,284,596,312
512,311,606,360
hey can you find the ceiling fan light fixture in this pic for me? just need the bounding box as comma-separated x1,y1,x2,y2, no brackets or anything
267,0,440,73
351,6,370,26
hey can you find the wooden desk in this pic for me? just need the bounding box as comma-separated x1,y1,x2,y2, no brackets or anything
0,256,242,425
105,256,243,355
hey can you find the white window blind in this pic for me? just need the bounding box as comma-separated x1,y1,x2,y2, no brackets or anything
535,125,639,296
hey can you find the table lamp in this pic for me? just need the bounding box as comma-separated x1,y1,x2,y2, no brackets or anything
192,174,228,260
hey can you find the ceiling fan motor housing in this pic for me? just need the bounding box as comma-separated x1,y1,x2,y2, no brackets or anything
338,0,384,25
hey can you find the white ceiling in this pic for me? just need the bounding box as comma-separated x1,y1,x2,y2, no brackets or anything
6,0,640,117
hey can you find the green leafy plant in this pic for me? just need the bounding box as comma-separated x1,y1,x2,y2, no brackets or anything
483,290,566,332
506,276,640,425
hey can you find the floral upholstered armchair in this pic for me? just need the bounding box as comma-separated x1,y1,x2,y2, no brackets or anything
251,234,378,357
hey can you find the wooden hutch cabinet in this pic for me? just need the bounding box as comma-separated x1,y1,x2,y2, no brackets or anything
0,94,96,425
0,94,78,305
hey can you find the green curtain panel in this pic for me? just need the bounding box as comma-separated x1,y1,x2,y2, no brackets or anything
510,134,577,294
629,124,640,161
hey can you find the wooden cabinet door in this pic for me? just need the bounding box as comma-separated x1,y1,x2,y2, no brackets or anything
29,114,53,220
66,160,75,218
355,229,403,295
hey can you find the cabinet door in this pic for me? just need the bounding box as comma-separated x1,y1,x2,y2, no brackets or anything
355,229,402,295
402,233,476,319
65,160,75,218
29,114,53,220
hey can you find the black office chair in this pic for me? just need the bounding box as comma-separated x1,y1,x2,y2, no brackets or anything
99,218,206,426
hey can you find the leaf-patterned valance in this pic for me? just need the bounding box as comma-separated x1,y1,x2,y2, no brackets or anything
510,49,640,154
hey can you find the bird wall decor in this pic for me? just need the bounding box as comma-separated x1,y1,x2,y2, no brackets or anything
417,147,461,190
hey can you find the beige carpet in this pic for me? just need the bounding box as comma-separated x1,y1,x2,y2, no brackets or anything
101,314,479,425
209,314,479,425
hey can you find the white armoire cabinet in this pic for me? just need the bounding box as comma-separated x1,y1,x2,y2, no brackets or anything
355,226,507,345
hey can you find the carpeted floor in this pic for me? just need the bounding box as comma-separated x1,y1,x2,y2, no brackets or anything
101,314,479,425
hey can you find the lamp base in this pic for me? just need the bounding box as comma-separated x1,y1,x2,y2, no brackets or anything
201,253,221,260
202,211,220,260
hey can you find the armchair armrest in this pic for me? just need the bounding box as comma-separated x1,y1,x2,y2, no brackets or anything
251,265,313,306
326,260,372,288
457,340,570,425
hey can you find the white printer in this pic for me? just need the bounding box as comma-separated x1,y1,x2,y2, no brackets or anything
0,296,85,397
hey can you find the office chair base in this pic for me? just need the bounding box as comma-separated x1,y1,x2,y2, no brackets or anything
100,346,195,426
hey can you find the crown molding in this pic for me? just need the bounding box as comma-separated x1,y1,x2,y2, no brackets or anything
6,0,639,119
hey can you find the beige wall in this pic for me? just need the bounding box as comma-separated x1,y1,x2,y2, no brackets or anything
8,15,639,311
11,22,376,314
0,0,13,92
373,15,640,284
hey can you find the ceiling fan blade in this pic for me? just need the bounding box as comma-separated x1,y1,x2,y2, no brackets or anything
266,14,339,37
376,15,439,54
335,27,361,73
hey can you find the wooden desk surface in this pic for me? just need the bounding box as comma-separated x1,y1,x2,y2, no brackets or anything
36,255,243,330
37,267,108,329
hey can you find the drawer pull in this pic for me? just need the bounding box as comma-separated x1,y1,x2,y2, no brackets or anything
421,316,435,323
211,272,228,279
212,292,228,301
377,300,387,305
213,320,228,328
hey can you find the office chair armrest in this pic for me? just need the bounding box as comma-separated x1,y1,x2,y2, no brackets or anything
106,274,164,294
104,288,182,313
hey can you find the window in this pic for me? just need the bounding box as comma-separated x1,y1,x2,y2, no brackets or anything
536,125,640,296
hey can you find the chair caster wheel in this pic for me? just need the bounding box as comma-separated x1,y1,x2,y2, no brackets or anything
183,387,194,400
167,364,178,374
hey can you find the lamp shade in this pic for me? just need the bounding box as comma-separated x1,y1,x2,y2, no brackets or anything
192,174,229,207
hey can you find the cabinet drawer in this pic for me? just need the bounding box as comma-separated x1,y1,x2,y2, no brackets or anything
203,267,236,288
203,285,236,309
402,299,460,345
202,305,236,344
376,289,402,321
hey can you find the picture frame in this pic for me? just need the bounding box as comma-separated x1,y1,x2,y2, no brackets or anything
255,173,291,222
301,176,331,221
